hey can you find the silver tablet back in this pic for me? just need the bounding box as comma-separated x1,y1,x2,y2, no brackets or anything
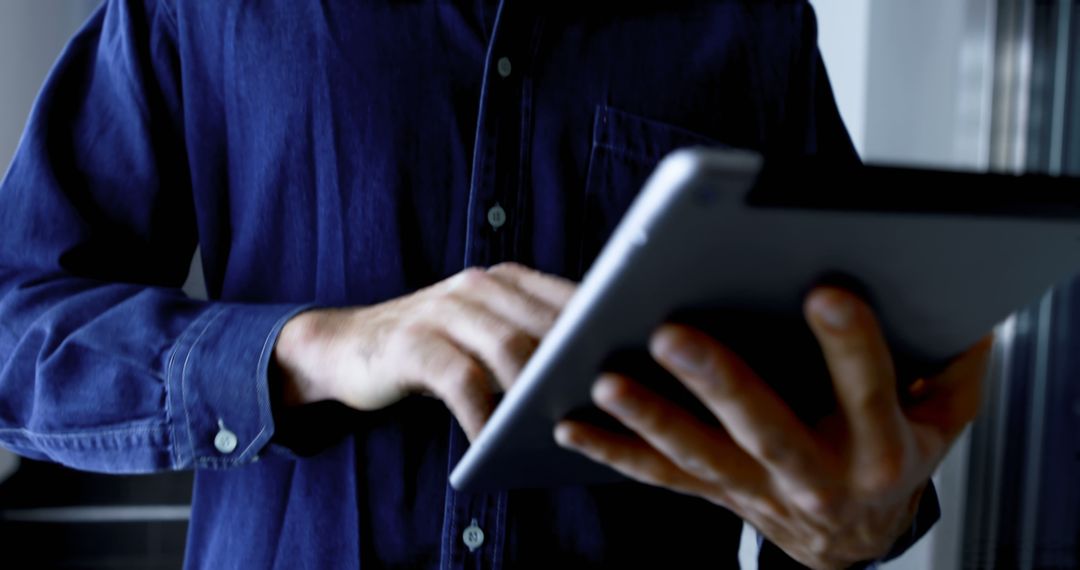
451,149,1080,492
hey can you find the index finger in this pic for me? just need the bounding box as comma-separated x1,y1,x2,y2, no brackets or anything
486,262,577,309
805,287,908,458
650,324,826,486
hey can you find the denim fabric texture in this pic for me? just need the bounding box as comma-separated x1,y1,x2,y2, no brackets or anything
0,0,936,567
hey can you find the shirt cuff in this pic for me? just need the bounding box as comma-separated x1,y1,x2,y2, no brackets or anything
165,302,311,469
876,480,941,564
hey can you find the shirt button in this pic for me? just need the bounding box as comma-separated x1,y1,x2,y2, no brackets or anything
487,203,506,230
496,57,512,78
214,421,238,454
462,518,485,552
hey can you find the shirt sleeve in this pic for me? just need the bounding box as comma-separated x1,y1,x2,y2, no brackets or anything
0,0,304,473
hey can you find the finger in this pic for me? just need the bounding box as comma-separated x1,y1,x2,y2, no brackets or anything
486,262,577,309
906,334,993,447
397,328,495,440
804,287,907,454
447,268,559,338
649,324,825,486
589,373,765,489
437,295,538,390
553,420,726,505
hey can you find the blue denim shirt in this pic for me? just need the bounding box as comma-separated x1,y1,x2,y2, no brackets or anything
0,0,936,567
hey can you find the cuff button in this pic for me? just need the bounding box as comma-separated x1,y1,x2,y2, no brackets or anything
214,420,239,454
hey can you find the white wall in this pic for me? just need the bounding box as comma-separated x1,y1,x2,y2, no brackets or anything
811,0,871,156
863,0,994,170
0,0,101,483
0,1,100,177
813,0,993,170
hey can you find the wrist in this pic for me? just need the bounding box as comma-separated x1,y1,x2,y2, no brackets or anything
839,483,932,569
273,309,338,407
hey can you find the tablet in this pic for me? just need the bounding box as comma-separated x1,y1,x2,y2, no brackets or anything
449,148,1080,493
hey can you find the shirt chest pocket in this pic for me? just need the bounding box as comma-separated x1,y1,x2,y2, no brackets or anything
577,106,728,278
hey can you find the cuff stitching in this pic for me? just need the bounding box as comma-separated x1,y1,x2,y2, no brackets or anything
177,304,227,466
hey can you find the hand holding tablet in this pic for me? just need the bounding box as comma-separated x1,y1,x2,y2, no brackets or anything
450,149,1080,493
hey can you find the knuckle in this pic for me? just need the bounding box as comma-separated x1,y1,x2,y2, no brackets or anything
444,268,490,296
523,299,558,328
699,363,742,400
752,495,788,521
695,367,738,399
537,306,559,328
458,267,488,284
704,489,737,511
489,261,526,275
440,294,475,319
416,294,448,318
733,494,786,525
748,432,789,465
496,329,536,357
851,385,891,411
797,488,842,520
806,533,833,558
596,375,636,408
626,396,663,427
679,455,722,483
445,361,488,394
643,462,678,488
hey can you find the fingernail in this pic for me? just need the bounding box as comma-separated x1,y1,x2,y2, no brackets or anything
650,327,708,373
592,375,631,414
553,423,577,448
810,291,855,331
